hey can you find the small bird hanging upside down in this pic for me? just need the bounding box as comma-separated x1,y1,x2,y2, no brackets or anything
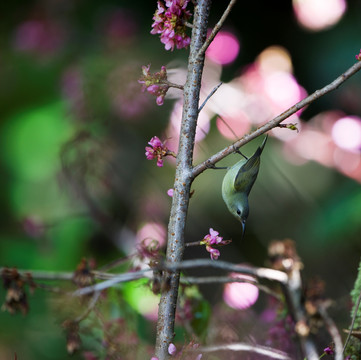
221,135,268,239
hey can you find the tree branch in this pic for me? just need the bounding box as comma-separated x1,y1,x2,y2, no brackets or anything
198,82,222,113
72,269,153,296
165,259,288,284
192,60,361,179
166,258,319,359
198,342,292,360
181,275,282,300
196,0,238,60
0,268,74,281
155,1,212,358
163,80,184,90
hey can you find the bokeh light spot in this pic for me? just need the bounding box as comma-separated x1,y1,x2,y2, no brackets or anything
293,0,346,31
257,46,293,74
123,279,159,321
167,100,210,150
264,72,305,112
206,31,240,65
223,274,259,310
333,148,361,176
1,102,74,181
332,116,361,151
292,130,334,166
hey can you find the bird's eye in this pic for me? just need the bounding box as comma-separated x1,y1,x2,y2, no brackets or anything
236,209,241,215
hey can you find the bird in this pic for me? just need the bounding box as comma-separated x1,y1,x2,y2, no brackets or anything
221,135,268,239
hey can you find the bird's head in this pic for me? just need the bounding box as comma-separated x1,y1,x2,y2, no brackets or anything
230,197,249,240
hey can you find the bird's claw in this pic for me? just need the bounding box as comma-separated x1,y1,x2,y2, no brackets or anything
206,162,227,170
235,149,248,160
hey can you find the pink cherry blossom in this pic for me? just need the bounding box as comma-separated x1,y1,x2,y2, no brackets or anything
145,136,176,167
207,246,220,260
203,228,223,245
200,228,230,260
139,64,169,105
151,0,191,51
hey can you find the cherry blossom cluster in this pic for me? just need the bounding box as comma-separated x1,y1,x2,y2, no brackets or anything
145,136,176,167
138,64,169,105
151,0,191,51
200,228,229,260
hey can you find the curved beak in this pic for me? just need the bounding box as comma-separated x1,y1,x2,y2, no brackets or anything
241,219,246,241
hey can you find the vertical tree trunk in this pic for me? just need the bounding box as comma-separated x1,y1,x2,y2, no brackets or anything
155,1,212,359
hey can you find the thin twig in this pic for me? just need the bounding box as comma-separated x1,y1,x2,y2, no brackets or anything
74,291,102,323
0,268,74,281
198,82,222,113
217,114,239,139
280,262,318,360
165,259,289,284
192,60,361,179
33,283,66,293
5,263,286,301
163,80,184,90
185,241,202,247
343,288,361,353
72,268,153,296
97,255,135,272
318,305,343,360
196,0,238,60
0,267,127,282
197,342,291,360
181,275,282,300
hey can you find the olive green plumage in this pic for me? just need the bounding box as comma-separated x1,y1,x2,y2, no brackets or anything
221,135,268,237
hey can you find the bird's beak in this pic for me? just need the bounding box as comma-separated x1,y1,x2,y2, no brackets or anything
241,219,246,241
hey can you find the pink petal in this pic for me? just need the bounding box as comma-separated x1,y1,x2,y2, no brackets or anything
168,343,177,355
156,94,165,105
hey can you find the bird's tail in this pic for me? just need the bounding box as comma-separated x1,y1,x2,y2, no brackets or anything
254,134,268,157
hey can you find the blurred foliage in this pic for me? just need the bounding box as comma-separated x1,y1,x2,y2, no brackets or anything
0,0,361,359
346,258,361,359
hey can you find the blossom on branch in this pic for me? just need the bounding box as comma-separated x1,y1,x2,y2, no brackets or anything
151,0,191,51
356,49,361,61
200,228,230,260
168,343,177,355
207,247,220,260
145,136,176,167
323,345,334,355
138,64,169,105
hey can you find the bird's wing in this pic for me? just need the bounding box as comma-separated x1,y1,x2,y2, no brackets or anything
234,155,261,195
233,135,267,195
